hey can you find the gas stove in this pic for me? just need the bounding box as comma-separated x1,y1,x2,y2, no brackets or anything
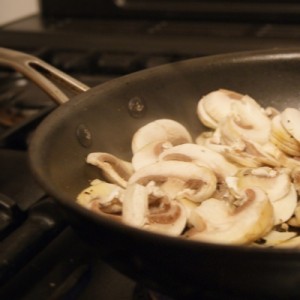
2,1,300,299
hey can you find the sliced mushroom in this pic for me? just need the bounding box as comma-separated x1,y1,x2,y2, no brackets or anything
86,152,133,188
122,183,148,227
197,89,244,129
128,160,217,203
219,97,271,146
131,119,192,154
159,143,238,180
132,140,173,171
236,167,291,202
185,188,274,245
253,229,297,247
288,202,300,227
281,107,300,143
77,179,123,218
275,236,300,248
270,114,300,157
234,167,296,225
223,141,286,168
145,200,187,236
122,182,187,236
271,185,297,225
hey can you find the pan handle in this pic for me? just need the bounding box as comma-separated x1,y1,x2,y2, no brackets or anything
0,47,90,105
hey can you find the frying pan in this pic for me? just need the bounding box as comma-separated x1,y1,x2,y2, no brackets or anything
1,47,300,299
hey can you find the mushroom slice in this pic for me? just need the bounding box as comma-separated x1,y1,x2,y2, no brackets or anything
220,97,271,145
197,89,244,129
235,167,296,225
77,179,124,218
271,185,297,225
270,114,300,157
224,141,285,168
290,166,300,195
275,236,300,248
145,198,187,236
288,202,300,227
159,143,238,180
223,148,263,168
186,188,274,245
122,183,148,227
131,119,192,154
122,183,187,236
253,229,297,248
128,161,217,203
281,108,300,143
87,152,133,188
236,167,291,202
132,140,172,171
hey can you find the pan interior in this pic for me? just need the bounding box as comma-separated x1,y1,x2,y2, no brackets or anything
30,49,300,208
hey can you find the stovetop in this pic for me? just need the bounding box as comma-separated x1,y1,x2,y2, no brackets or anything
2,9,300,299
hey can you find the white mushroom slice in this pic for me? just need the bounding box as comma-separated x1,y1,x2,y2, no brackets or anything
195,128,234,154
281,108,300,143
252,141,287,167
236,167,291,203
290,166,300,195
186,188,274,245
272,185,297,225
131,119,192,154
159,143,238,180
275,236,300,248
270,114,300,157
288,203,300,227
128,161,217,203
132,140,172,171
223,149,263,168
77,179,124,217
145,200,187,236
87,152,133,188
220,97,271,145
253,230,297,247
265,106,280,119
224,140,286,168
282,156,300,170
197,89,244,129
122,183,187,236
235,167,296,225
122,183,148,227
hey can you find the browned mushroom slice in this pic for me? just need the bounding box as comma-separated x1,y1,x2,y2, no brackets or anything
86,152,133,188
